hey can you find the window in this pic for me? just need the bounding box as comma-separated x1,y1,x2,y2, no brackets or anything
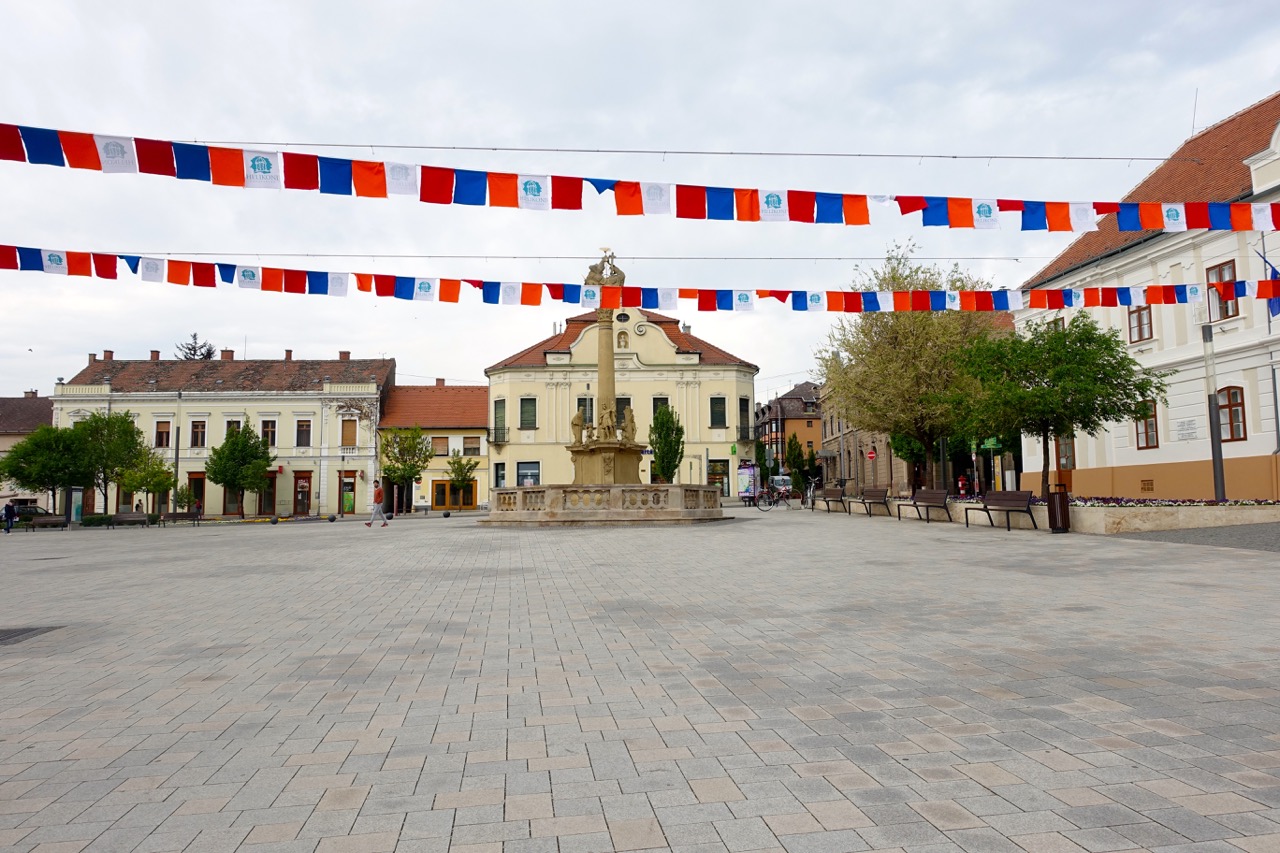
1056,435,1076,470
519,398,537,430
516,461,540,486
652,396,669,417
493,399,506,429
615,396,631,427
806,420,813,428
296,420,312,447
261,420,276,447
1049,317,1066,332
341,418,357,447
226,419,241,437
710,397,727,429
154,421,170,448
463,436,481,456
431,436,450,457
739,398,750,431
803,401,816,414
806,441,814,451
190,420,206,448
1207,261,1239,321
576,396,594,424
1136,400,1158,449
494,462,506,489
1218,386,1246,441
1128,305,1153,343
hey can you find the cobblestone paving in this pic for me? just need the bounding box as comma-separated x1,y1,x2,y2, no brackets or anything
1111,522,1280,554
4,508,1280,853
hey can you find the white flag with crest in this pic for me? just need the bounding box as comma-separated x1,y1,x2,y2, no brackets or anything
42,250,68,275
235,266,262,289
500,282,521,304
140,258,165,282
581,285,602,309
732,290,755,311
328,273,349,297
640,183,671,215
1069,202,1098,232
94,136,137,173
759,190,790,222
517,175,551,210
243,150,282,189
1162,203,1187,232
385,162,418,196
412,278,436,301
972,200,999,229
657,289,678,311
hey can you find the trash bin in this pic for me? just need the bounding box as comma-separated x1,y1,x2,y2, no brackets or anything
1047,483,1070,534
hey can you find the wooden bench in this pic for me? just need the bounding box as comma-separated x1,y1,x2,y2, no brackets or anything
964,490,1037,531
112,512,150,528
25,516,68,531
897,488,953,523
159,511,201,527
815,486,850,514
851,487,892,517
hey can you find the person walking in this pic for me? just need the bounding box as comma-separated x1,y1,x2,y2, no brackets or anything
365,479,388,527
3,500,16,534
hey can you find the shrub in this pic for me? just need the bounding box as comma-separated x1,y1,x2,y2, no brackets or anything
80,514,113,527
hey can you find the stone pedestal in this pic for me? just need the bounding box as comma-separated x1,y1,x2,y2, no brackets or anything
481,483,725,525
568,441,644,485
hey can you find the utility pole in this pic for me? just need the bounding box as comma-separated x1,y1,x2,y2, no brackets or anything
1201,324,1227,501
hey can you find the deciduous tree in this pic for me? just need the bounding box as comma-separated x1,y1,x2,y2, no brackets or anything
445,450,480,510
380,427,434,512
0,425,91,512
649,405,684,483
72,411,148,508
205,425,274,517
119,449,176,511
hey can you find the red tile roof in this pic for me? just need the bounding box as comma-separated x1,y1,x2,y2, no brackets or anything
63,356,396,393
0,395,53,433
1025,90,1280,289
380,384,488,429
486,311,758,372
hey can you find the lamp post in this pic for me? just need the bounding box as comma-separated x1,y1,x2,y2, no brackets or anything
1201,324,1228,501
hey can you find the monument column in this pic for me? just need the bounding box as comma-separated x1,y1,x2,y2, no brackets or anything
596,308,615,434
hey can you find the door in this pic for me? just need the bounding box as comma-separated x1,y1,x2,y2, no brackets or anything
708,460,731,497
340,474,356,514
293,473,312,516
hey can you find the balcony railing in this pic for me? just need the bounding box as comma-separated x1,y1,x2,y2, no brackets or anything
489,427,509,444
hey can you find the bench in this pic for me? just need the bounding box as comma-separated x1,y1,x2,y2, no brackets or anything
25,516,68,531
112,512,150,528
964,490,1037,531
159,511,201,527
851,487,892,517
897,488,953,523
815,486,850,514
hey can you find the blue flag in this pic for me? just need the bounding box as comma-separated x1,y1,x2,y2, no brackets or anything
1254,250,1280,318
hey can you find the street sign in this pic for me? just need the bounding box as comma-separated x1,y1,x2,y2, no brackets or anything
867,449,877,461
981,437,1001,450
765,446,775,464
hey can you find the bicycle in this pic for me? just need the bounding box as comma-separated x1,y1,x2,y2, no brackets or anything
755,482,795,511
802,477,819,511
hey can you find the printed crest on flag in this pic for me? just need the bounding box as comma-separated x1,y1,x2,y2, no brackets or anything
327,273,349,297
759,190,790,221
640,183,671,215
140,258,165,282
581,286,602,308
42,251,68,275
243,150,281,189
733,290,755,311
517,175,551,210
500,282,521,304
1186,284,1204,303
972,200,999,229
807,292,826,311
945,291,961,310
94,135,138,173
385,162,418,196
1162,203,1187,232
1069,202,1098,232
412,278,436,300
656,289,678,311
236,266,262,289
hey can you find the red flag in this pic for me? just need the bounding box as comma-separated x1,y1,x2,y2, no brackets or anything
1184,202,1210,229
675,185,707,219
283,153,320,190
545,283,564,300
910,291,931,311
283,269,307,294
975,291,994,312
135,138,177,177
419,166,454,204
842,291,862,312
697,290,718,311
1045,290,1065,310
0,124,24,161
895,196,927,215
621,287,643,307
373,275,396,297
91,253,117,279
550,176,583,210
788,191,816,223
1100,288,1118,307
192,262,216,288
997,199,1024,211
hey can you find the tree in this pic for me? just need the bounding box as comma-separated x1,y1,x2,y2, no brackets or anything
380,427,434,513
72,411,148,509
805,448,819,485
175,332,216,360
964,312,1167,500
754,439,768,477
649,405,685,483
205,425,274,518
444,450,480,510
0,425,91,512
818,246,1003,489
172,484,194,510
785,433,805,491
119,449,176,511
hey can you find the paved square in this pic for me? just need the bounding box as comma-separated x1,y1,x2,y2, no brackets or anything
3,509,1280,853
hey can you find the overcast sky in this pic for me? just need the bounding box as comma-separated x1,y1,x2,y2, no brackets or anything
2,2,1279,401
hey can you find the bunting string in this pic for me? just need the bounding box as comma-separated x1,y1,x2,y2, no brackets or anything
3,123,1279,233
5,243,1280,313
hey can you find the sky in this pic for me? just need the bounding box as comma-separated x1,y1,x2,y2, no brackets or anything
2,2,1279,402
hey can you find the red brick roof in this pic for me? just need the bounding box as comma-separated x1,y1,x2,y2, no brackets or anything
0,395,53,433
486,311,757,372
1025,90,1280,289
380,384,488,428
64,356,396,393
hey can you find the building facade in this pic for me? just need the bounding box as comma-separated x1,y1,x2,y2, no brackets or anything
816,384,911,495
1018,91,1280,500
485,311,757,496
755,381,823,472
54,348,394,517
379,380,490,512
0,391,54,509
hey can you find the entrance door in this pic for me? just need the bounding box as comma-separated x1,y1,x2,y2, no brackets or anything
340,474,356,515
708,459,731,497
293,473,312,516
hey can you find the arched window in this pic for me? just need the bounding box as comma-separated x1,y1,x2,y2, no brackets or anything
1217,386,1246,441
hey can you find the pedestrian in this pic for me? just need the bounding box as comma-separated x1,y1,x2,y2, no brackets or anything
194,499,202,519
3,500,16,535
134,501,143,512
365,479,388,527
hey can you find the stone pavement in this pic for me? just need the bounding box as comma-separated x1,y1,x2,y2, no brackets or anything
4,507,1280,853
1111,522,1280,554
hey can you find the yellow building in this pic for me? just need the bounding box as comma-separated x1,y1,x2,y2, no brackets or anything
485,311,758,497
0,391,54,510
53,348,394,518
379,380,490,512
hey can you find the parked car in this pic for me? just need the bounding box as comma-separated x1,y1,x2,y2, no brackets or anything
15,505,52,518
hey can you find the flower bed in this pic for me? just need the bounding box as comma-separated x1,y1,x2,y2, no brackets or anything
902,495,1280,533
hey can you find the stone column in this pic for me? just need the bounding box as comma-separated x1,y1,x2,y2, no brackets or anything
596,309,615,432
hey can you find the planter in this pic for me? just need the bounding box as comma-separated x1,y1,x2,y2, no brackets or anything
908,500,1280,534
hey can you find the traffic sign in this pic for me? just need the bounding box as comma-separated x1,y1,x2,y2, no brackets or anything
867,449,877,460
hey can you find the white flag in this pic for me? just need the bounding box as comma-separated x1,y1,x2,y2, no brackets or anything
868,194,893,207
805,291,826,311
1069,202,1098,232
759,190,789,222
1129,286,1147,306
94,135,137,173
499,281,521,305
874,292,896,313
243,150,282,189
581,285,601,309
972,200,999,229
640,182,671,215
1186,284,1204,303
945,290,961,310
328,273,349,297
385,162,418,196
732,290,755,311
657,289,678,311
41,250,68,275
235,265,262,289
1162,203,1187,232
1070,288,1085,306
517,175,551,210
140,258,165,282
1243,280,1259,298
412,278,436,301
1006,290,1025,311
1252,204,1275,232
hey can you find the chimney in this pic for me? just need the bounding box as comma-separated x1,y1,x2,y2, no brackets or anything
150,350,160,361
681,324,691,335
338,350,350,361
88,353,97,364
23,390,37,398
220,349,234,361
284,349,293,361
103,350,114,361
435,378,445,387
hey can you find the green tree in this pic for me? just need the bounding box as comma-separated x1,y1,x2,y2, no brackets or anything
175,332,215,360
818,246,1003,489
72,411,148,509
0,425,91,512
119,449,176,511
754,439,768,476
785,433,805,491
172,484,194,510
649,405,685,483
380,428,435,512
205,425,274,518
444,450,481,510
964,313,1168,500
805,448,819,485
